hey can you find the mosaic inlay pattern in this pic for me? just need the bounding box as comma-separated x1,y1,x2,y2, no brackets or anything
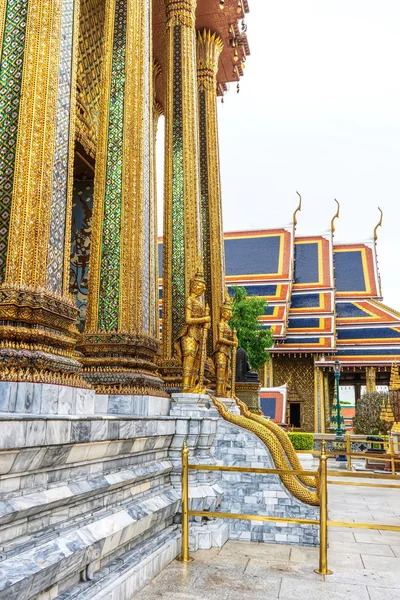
78,0,105,143
142,0,151,333
199,89,212,348
171,25,185,345
47,0,75,294
199,90,212,308
98,0,126,331
70,180,93,330
0,0,28,281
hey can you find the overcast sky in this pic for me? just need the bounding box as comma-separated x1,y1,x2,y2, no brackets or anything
157,1,400,310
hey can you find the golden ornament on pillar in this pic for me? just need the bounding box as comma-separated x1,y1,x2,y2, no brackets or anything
175,262,211,393
213,289,238,397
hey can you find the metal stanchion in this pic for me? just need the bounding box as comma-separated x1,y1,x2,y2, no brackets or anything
346,433,352,471
315,440,332,575
178,442,192,562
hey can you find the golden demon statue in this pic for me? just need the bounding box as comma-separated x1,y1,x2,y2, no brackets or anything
214,290,238,397
175,263,211,393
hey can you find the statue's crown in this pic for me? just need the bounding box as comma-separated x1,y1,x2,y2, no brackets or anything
192,258,205,284
224,286,232,307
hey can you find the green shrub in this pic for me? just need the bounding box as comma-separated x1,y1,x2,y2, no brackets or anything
353,392,387,435
288,432,314,451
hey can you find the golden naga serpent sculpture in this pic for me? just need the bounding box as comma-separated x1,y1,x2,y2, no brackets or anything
234,396,317,490
211,396,319,507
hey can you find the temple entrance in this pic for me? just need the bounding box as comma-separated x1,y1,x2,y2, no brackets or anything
289,403,301,428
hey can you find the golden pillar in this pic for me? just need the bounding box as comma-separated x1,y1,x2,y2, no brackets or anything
0,0,82,383
314,366,326,433
366,366,377,394
196,29,225,353
153,60,163,342
162,0,202,360
79,0,163,395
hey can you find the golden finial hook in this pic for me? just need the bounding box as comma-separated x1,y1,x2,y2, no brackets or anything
293,191,302,227
374,207,383,242
331,199,340,234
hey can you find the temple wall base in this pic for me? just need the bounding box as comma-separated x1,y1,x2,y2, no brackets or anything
211,413,319,546
0,382,172,417
0,382,95,415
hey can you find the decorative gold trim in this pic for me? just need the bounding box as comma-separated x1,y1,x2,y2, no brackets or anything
0,366,91,388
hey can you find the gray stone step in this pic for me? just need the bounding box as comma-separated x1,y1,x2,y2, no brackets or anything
0,490,180,600
0,460,172,558
56,526,180,600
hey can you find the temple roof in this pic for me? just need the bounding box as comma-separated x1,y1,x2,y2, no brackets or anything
153,0,250,109
157,218,399,366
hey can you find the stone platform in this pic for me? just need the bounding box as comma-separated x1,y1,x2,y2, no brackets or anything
133,477,400,600
0,388,320,599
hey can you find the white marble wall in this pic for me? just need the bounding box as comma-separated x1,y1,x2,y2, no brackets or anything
0,382,95,415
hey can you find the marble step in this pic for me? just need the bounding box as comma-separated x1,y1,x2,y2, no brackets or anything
0,489,180,600
1,477,172,562
0,461,172,557
56,525,181,600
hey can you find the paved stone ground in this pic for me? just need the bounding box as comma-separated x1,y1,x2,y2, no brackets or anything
133,468,400,599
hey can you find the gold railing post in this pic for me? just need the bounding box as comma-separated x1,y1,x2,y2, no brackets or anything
180,441,191,562
390,436,396,476
346,433,352,471
315,440,332,575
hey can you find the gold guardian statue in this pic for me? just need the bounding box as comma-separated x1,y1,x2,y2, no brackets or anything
175,263,211,393
214,289,238,397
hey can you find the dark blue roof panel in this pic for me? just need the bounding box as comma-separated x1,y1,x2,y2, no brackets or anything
290,294,320,309
228,284,277,297
225,236,281,276
336,302,367,318
288,318,320,329
337,327,400,340
294,243,319,284
334,251,366,292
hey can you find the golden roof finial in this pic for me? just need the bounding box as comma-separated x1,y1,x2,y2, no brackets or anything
293,191,302,228
374,207,383,242
331,198,340,235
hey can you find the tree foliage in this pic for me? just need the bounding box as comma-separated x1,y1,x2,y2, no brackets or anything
229,285,273,370
353,392,387,435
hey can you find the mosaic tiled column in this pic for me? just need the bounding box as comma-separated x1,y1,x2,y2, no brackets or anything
162,0,202,360
197,29,225,352
153,60,163,341
0,0,82,383
79,0,164,396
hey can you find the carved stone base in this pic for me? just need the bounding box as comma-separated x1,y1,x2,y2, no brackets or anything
235,381,262,414
78,332,167,397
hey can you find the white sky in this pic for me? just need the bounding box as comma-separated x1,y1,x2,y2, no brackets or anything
157,0,400,310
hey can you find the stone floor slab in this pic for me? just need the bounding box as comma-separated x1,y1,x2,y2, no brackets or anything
367,586,400,599
278,578,370,600
329,541,395,556
361,555,400,571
